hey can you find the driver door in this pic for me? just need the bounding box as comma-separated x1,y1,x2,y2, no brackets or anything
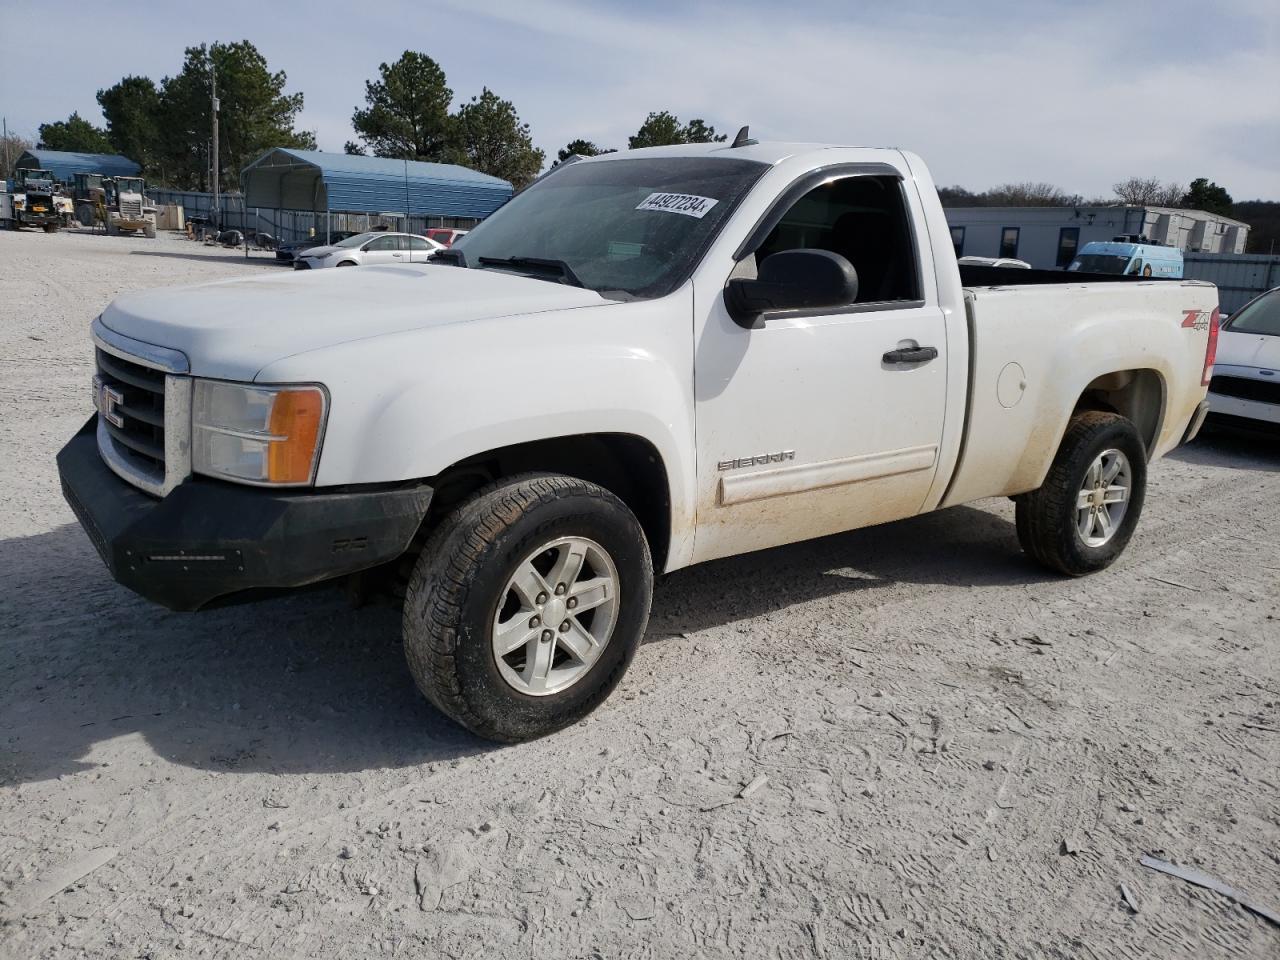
692,171,949,563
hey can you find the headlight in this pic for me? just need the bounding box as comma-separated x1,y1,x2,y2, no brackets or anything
192,380,328,485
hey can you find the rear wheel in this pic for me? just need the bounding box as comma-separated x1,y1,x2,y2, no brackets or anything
1015,411,1147,575
402,474,653,742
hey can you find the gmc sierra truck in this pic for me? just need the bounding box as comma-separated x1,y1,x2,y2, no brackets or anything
58,138,1219,742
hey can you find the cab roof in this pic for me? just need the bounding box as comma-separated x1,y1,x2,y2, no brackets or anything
577,141,900,167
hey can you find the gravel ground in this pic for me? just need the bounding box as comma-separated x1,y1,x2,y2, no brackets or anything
1,229,1278,960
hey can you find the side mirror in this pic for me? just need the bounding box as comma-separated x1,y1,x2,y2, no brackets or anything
725,249,858,328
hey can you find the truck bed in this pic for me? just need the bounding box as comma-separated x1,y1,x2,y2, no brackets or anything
939,277,1216,509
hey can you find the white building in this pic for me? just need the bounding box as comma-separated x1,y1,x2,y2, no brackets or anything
943,205,1249,269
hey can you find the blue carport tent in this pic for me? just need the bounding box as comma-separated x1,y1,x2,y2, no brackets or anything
240,148,513,220
17,149,141,182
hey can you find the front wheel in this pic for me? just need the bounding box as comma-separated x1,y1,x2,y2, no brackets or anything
402,474,653,742
1015,411,1147,576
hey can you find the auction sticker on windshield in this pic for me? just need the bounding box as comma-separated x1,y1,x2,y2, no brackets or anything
635,193,720,219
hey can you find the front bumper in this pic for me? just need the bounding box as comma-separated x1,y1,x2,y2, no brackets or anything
1207,391,1280,426
57,418,433,611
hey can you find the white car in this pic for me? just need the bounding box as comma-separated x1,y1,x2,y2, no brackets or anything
957,255,1032,269
1207,287,1280,427
294,231,443,270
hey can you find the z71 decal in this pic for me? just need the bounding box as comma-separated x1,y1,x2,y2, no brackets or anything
1181,307,1218,331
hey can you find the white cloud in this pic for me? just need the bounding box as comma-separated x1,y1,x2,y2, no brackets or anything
437,0,1280,197
4,0,1276,198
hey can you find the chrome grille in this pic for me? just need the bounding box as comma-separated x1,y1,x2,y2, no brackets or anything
120,197,143,218
92,318,192,497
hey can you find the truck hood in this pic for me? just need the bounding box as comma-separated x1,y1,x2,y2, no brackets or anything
99,264,610,380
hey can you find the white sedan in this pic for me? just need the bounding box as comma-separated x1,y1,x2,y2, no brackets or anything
957,255,1032,269
1206,287,1280,427
294,231,444,270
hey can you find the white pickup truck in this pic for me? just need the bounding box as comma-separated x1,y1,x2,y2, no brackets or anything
59,138,1219,741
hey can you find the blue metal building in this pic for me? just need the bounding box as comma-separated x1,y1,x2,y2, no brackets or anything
241,148,512,221
17,149,141,181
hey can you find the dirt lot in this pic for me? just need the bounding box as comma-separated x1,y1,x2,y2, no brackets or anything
1,229,1277,959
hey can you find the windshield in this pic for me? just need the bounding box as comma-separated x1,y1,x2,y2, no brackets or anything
336,232,378,248
1226,289,1280,337
1068,254,1131,274
450,156,768,299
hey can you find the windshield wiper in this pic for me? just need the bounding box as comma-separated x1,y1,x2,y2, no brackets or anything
476,256,584,288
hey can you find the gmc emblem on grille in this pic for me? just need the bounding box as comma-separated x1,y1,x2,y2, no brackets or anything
92,374,125,428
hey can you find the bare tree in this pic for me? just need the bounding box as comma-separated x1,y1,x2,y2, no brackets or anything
1,131,33,180
984,182,1081,206
1113,176,1184,206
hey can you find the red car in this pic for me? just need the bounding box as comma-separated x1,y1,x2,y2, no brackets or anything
425,228,469,248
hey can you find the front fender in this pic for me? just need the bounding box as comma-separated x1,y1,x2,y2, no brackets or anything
255,291,698,567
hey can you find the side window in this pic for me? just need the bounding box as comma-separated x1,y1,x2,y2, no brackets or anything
754,175,920,303
365,235,398,252
1127,257,1144,276
1000,227,1020,259
1055,227,1079,267
950,226,965,258
408,236,429,252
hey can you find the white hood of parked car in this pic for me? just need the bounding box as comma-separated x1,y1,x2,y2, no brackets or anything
99,264,611,380
296,244,341,258
1216,328,1280,371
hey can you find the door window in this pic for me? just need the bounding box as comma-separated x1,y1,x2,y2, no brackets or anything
408,236,431,252
753,175,920,303
365,235,400,251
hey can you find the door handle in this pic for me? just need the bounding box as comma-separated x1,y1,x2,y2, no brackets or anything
882,345,939,364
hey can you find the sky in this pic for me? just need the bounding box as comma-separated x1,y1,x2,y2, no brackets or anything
1,0,1277,198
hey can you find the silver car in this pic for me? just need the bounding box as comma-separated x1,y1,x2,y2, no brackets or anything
293,231,444,270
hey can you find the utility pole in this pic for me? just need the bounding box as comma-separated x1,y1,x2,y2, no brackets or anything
403,155,410,227
211,61,220,229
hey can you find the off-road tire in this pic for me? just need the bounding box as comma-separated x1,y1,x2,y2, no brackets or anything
1016,411,1147,576
402,474,653,742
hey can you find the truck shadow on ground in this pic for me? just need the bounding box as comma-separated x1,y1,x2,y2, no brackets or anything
1170,418,1280,473
1,503,1036,786
127,249,283,268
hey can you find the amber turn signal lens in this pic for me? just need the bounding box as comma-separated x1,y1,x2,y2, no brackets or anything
266,387,326,484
